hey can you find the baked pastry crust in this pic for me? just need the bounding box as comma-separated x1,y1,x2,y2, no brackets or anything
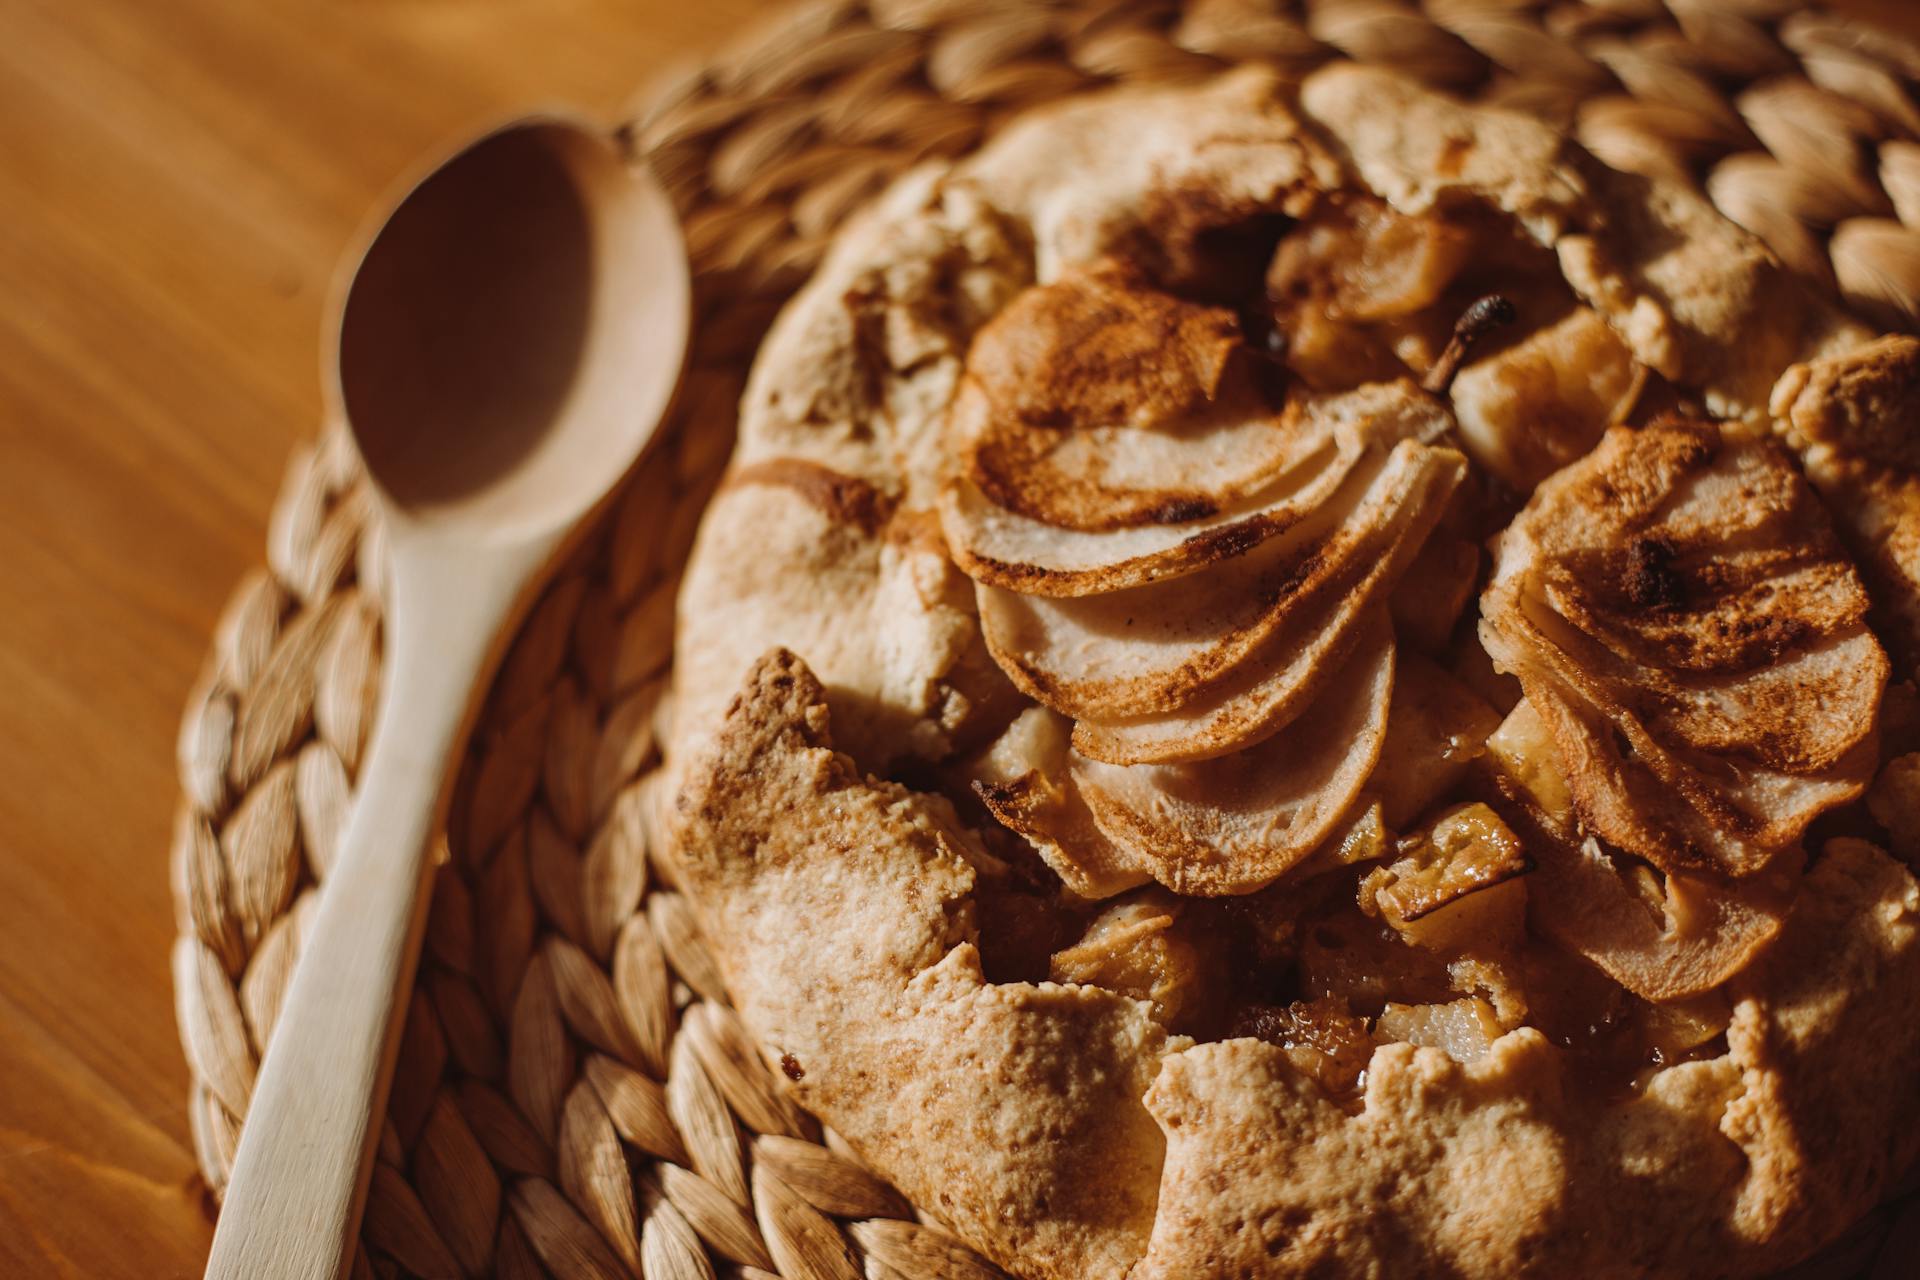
675,652,1920,1279
667,63,1920,1279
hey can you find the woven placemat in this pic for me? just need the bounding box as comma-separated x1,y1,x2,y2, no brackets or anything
169,2,1920,1276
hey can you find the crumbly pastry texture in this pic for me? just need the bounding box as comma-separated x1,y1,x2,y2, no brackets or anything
667,63,1920,1279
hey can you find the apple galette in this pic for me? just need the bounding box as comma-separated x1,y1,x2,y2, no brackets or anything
664,63,1920,1279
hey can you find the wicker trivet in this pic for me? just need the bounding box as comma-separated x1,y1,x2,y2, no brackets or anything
169,2,1920,1276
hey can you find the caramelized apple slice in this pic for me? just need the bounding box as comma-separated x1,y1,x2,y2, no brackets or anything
1525,834,1790,1003
1482,697,1572,827
1481,418,1886,877
1072,626,1394,895
940,382,1450,598
1064,444,1462,765
974,449,1377,719
956,262,1241,435
966,708,1147,900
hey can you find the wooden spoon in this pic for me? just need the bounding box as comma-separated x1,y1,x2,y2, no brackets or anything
204,117,689,1280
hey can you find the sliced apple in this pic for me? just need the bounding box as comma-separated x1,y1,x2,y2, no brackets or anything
951,267,1453,534
1480,418,1886,877
973,449,1377,718
957,372,1326,532
979,435,1460,732
1527,589,1886,775
940,440,1357,598
1525,832,1791,1003
1485,586,1876,877
1071,623,1395,895
965,707,1148,900
1070,445,1462,765
953,262,1241,437
1485,698,1793,1001
940,381,1452,598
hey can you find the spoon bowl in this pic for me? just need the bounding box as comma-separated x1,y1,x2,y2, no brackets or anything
335,118,685,537
206,116,689,1280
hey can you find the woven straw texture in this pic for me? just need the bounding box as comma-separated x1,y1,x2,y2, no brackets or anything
170,2,1920,1276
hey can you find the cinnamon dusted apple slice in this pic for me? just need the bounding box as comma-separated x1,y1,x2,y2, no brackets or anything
950,267,1323,531
965,707,1147,900
1071,619,1394,895
941,381,1452,597
1071,443,1463,764
1480,417,1887,877
1511,659,1870,881
1502,595,1880,875
1525,592,1884,776
1485,624,1871,878
942,443,1359,597
980,431,1461,727
974,450,1373,719
1486,697,1791,1002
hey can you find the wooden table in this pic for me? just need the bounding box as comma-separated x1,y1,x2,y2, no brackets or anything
7,1,1920,1277
0,3,762,1274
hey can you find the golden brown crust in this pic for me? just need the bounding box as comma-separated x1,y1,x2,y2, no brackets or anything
1300,64,1872,421
670,652,1168,1280
1771,338,1920,667
1773,334,1920,473
674,654,1920,1280
722,458,898,537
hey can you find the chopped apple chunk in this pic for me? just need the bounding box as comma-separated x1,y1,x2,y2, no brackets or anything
1048,896,1218,1031
1485,698,1573,827
1450,306,1639,492
1367,803,1531,954
1375,996,1505,1065
1230,997,1375,1098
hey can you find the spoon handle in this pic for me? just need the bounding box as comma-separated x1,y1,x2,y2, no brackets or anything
205,538,544,1280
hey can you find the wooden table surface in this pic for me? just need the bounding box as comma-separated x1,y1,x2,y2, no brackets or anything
0,2,762,1274
7,1,1920,1277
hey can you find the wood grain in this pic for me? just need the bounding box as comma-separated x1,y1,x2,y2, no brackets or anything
0,3,756,1276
